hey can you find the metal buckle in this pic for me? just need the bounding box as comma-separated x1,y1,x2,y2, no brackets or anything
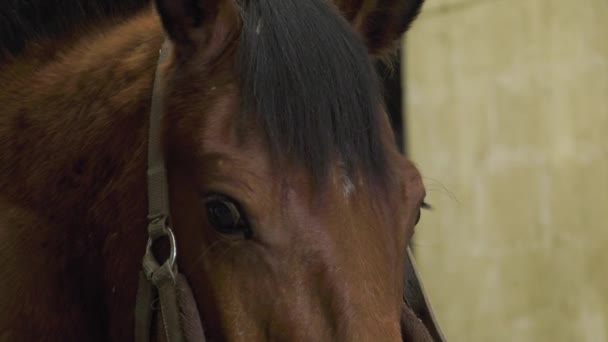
144,215,177,273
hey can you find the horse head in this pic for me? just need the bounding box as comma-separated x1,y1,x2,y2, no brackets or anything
154,0,429,340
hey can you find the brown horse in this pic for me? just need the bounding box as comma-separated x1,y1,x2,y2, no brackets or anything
0,0,436,340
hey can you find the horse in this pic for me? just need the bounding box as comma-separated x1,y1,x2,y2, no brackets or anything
0,0,440,340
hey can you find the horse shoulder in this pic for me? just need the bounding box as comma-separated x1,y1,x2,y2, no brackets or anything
0,197,103,341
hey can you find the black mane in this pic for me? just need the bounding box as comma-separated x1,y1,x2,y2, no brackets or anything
2,0,391,185
0,0,150,58
239,0,389,183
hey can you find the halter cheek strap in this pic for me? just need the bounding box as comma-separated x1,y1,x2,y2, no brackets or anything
404,248,446,342
134,39,205,342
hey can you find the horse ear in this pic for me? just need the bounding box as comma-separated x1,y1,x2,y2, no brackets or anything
154,0,237,51
334,0,425,56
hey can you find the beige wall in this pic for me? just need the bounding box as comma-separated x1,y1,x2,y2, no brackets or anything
404,0,608,341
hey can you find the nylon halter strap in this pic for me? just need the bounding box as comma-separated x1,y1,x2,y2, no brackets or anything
134,39,186,342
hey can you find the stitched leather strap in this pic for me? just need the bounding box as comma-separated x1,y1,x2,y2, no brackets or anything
135,39,186,342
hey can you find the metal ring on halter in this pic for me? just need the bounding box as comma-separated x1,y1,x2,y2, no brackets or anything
145,224,177,272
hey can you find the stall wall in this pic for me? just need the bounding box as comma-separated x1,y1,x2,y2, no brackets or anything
404,0,608,340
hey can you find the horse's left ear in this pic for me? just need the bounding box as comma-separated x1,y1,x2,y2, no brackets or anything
333,0,425,56
154,0,237,54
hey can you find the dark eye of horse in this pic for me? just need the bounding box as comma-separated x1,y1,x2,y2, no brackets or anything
415,209,422,225
414,201,433,225
415,201,431,225
205,195,252,238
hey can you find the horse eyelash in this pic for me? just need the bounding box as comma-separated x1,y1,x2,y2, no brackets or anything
421,201,432,210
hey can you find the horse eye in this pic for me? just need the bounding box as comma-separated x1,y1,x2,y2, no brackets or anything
205,195,252,238
415,201,431,225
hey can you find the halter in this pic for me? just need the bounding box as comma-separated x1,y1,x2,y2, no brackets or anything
134,39,185,342
134,40,446,342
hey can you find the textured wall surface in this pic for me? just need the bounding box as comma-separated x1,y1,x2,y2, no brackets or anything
404,0,608,341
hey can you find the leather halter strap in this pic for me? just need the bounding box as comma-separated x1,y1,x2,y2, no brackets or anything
405,248,446,342
135,40,188,342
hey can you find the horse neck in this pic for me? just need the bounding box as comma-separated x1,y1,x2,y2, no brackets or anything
1,10,163,223
0,10,164,339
